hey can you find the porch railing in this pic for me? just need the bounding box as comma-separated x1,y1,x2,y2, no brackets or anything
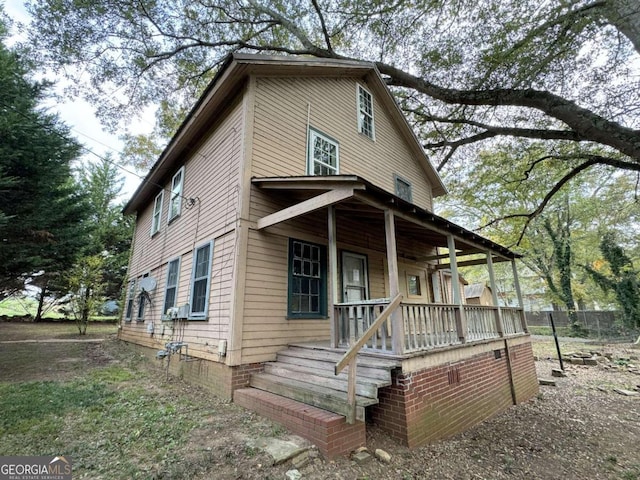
465,305,500,342
401,303,461,352
334,298,396,353
334,294,403,424
501,307,525,335
335,300,526,355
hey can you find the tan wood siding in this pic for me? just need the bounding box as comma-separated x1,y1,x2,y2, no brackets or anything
251,76,434,210
121,99,245,356
241,208,436,363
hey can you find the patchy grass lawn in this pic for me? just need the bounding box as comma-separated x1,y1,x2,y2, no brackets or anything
0,324,283,480
0,321,117,341
1,324,640,480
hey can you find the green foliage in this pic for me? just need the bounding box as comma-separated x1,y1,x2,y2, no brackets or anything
0,375,200,471
0,381,111,433
23,0,640,182
0,13,88,298
77,156,134,300
63,255,106,335
585,233,640,328
440,142,638,315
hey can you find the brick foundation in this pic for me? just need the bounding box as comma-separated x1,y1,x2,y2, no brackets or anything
125,342,264,400
234,388,366,458
369,338,539,448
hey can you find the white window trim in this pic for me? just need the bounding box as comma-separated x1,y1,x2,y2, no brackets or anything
394,174,413,202
168,166,185,222
406,272,423,298
136,273,150,322
151,191,164,236
163,257,181,315
124,280,136,322
307,128,340,176
357,83,375,140
189,240,214,319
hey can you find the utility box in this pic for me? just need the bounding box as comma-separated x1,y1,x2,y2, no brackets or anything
177,304,190,319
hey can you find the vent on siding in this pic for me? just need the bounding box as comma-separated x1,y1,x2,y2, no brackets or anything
447,366,460,385
494,349,502,359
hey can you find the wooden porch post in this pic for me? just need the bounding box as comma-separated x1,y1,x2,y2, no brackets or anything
447,234,467,343
385,209,404,354
511,259,528,333
328,206,339,347
486,251,504,336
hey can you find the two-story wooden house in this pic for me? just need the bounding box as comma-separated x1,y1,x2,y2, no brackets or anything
120,54,538,457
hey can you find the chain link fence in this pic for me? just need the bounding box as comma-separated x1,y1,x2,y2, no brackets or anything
525,310,640,340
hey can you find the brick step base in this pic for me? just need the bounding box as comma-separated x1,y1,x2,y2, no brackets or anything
233,387,365,458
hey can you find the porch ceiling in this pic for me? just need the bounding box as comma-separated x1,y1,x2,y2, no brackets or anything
252,175,520,262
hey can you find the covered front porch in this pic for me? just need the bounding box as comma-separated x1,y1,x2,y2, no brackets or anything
253,175,528,360
240,176,538,452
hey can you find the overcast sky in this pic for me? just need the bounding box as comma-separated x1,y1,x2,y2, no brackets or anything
4,0,147,200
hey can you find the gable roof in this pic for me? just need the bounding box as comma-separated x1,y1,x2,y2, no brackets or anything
464,283,492,298
123,53,447,215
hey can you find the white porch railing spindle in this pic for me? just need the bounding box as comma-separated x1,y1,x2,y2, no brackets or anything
334,301,526,355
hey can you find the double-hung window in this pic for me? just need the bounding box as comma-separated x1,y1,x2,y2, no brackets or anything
189,241,213,319
136,274,149,322
288,239,327,318
151,191,163,235
307,129,339,176
163,258,180,315
124,280,135,322
168,167,184,222
357,84,375,140
394,175,413,202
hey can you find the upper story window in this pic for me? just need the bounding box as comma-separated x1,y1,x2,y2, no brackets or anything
308,129,339,176
168,167,184,222
163,257,180,315
151,191,163,236
394,175,413,202
357,84,375,140
190,241,213,319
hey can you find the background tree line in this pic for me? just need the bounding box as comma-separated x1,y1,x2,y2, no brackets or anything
0,13,132,332
3,1,640,330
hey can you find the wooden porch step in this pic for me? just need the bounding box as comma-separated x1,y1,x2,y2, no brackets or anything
277,348,395,382
265,360,392,388
287,344,401,370
264,363,379,399
250,373,377,422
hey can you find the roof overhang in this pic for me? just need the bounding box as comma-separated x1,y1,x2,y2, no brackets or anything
252,175,520,262
123,53,446,215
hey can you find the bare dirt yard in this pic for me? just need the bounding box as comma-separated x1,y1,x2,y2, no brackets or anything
1,321,639,479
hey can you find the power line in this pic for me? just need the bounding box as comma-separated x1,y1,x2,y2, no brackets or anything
0,99,195,205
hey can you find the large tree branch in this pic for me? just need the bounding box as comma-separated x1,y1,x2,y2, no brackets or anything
310,0,334,53
477,155,640,245
378,62,640,162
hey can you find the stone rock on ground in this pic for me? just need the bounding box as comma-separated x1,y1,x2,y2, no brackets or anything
246,436,310,465
375,449,391,463
285,469,302,480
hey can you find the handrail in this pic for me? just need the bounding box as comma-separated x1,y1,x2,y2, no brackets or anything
334,293,403,424
335,293,403,375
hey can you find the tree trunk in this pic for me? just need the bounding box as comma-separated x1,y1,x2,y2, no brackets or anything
34,282,47,323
